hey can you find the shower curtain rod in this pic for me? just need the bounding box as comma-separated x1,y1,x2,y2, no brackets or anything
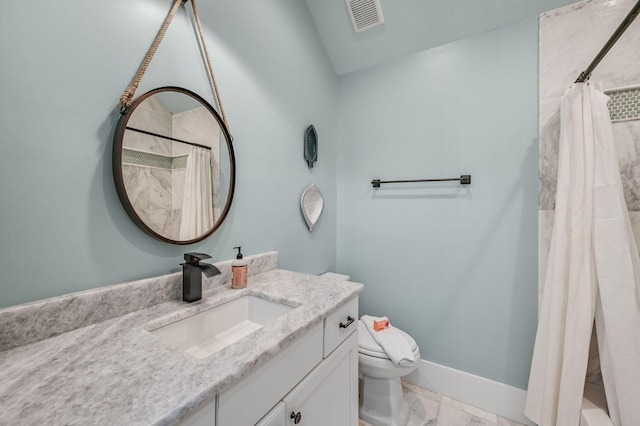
125,126,212,151
575,0,640,83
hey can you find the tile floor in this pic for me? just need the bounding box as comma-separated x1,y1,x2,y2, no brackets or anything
358,382,527,426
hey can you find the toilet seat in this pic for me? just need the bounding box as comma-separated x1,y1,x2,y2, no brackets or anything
358,320,418,359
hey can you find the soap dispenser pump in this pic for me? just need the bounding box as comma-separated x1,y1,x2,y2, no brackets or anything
231,246,248,289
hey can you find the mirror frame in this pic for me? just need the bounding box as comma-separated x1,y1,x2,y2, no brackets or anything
113,86,236,245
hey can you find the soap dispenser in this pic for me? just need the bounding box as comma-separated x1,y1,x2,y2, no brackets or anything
231,246,248,289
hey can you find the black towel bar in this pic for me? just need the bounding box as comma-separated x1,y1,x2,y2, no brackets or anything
371,175,471,188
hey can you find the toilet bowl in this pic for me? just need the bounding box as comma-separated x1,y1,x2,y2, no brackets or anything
358,321,420,426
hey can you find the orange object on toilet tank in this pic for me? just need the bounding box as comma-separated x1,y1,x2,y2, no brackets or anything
373,318,390,331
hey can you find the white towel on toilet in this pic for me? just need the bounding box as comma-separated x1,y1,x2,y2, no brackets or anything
361,315,416,368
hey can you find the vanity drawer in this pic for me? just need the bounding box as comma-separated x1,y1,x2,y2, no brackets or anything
217,322,322,426
323,296,358,357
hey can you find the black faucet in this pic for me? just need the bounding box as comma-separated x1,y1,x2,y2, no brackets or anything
181,252,221,302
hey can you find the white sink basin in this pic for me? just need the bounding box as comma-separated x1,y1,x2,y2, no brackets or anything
151,296,294,359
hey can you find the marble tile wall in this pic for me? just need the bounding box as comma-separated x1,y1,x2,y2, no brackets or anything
539,0,640,211
123,96,180,238
539,0,640,289
539,0,640,391
172,107,220,151
122,165,174,237
170,167,186,237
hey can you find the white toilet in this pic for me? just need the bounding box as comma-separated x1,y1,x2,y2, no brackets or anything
358,322,420,426
319,273,420,426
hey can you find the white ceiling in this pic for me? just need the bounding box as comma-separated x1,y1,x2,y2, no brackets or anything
304,0,579,75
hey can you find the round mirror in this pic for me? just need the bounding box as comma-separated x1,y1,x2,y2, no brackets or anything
113,87,235,245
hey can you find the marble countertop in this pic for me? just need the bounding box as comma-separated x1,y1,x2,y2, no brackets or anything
0,269,363,426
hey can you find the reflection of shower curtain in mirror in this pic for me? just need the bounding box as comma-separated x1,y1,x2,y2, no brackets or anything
180,147,214,240
526,83,640,426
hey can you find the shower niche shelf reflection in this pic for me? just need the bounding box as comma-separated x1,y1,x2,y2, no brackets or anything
113,87,235,245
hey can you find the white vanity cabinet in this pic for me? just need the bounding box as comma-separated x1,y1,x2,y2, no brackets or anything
217,323,324,425
283,332,358,426
217,296,359,426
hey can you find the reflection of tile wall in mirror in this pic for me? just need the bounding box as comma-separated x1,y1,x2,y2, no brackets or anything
122,165,176,239
121,153,185,241
123,131,172,157
126,96,173,155
172,107,219,148
172,168,186,211
165,209,182,240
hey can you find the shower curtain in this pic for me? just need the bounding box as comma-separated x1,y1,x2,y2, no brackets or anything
526,83,640,426
179,146,214,240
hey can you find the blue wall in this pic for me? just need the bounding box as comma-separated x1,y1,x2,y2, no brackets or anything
0,0,338,308
336,18,539,389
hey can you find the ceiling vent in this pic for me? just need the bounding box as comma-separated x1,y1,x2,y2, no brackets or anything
345,0,385,33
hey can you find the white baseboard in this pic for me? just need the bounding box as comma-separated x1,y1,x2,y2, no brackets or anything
403,359,536,426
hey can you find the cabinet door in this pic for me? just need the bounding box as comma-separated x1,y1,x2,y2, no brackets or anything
217,323,323,426
283,332,358,426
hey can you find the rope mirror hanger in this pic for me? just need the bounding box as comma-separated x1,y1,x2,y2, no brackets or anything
118,0,231,139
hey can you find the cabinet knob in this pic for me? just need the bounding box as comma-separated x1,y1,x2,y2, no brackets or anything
339,316,355,329
290,411,302,424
